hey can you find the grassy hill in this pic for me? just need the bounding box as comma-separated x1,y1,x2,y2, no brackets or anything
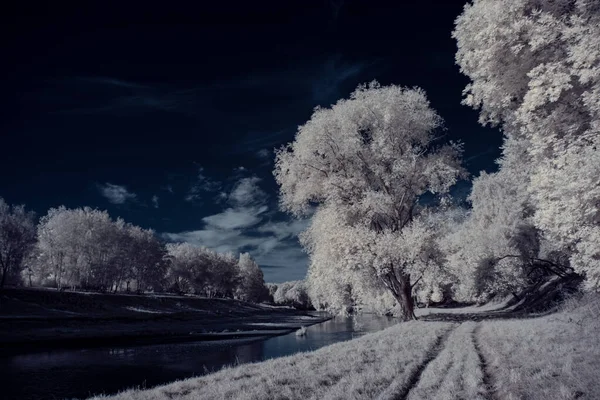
0,288,326,351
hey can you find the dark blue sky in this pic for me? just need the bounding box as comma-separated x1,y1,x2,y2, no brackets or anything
1,0,502,282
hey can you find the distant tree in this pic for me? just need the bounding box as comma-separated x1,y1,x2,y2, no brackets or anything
165,243,211,294
34,207,117,290
34,207,166,292
273,280,311,309
454,0,600,289
125,224,167,292
0,198,36,288
275,82,465,320
266,283,278,302
165,243,240,298
204,251,239,298
235,252,267,303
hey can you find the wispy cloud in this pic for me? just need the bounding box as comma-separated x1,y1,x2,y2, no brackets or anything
256,149,271,159
229,129,292,155
151,195,159,208
98,183,137,204
465,146,498,164
49,76,202,116
311,55,370,104
185,167,221,202
73,76,151,89
163,172,310,282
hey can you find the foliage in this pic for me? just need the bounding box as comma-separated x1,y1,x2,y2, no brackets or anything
273,280,311,309
275,82,465,319
454,0,600,290
0,198,36,288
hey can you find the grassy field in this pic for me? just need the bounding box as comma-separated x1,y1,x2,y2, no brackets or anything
90,294,600,400
0,288,326,351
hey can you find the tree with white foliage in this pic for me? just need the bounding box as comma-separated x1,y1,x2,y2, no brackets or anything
123,224,167,292
442,170,538,302
273,280,311,309
275,83,465,320
454,0,600,289
165,242,212,294
35,207,118,290
235,252,267,303
33,207,166,292
0,198,36,288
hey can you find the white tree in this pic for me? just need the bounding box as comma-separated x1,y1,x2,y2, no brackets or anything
165,242,211,294
206,251,239,298
273,280,311,309
236,252,267,303
124,224,167,293
441,170,537,302
165,243,240,298
0,198,36,288
34,206,166,292
275,83,465,320
454,0,600,289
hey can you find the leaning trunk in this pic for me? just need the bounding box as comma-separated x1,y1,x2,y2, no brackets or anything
380,270,415,321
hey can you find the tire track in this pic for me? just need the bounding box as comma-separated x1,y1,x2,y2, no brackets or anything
376,324,457,400
473,323,497,400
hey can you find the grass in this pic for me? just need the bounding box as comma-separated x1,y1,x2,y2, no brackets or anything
90,321,455,400
477,294,600,400
405,322,487,400
0,288,327,350
89,294,600,400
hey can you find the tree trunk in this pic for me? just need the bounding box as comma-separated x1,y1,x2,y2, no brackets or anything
395,275,415,321
0,256,9,290
0,268,7,290
381,271,415,321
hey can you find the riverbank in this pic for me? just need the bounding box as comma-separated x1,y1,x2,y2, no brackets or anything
0,288,327,352
90,294,600,400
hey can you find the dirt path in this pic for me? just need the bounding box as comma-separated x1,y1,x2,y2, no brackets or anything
379,322,496,400
472,324,497,400
376,324,457,400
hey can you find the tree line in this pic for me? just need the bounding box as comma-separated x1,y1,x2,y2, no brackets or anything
0,203,269,303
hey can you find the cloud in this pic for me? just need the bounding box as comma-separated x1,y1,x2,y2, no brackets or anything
311,56,369,104
465,146,498,164
74,76,150,89
185,167,221,202
162,173,310,282
257,219,310,239
230,129,292,155
229,176,267,207
98,183,137,204
201,176,268,229
202,206,268,230
50,76,203,116
256,149,271,159
151,195,159,208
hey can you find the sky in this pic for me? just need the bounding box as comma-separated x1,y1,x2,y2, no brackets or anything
1,0,502,282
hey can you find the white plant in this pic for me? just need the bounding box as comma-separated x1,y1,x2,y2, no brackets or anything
275,82,465,320
454,0,600,289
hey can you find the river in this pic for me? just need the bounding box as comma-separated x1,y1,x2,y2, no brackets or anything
2,314,398,400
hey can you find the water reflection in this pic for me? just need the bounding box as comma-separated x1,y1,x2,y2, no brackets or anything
2,314,397,400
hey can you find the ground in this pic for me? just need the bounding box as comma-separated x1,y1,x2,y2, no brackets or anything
89,294,600,400
0,288,327,352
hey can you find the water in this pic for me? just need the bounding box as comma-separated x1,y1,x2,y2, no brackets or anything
2,314,397,400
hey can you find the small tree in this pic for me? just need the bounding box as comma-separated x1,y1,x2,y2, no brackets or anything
236,252,267,303
275,83,464,320
0,198,36,288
